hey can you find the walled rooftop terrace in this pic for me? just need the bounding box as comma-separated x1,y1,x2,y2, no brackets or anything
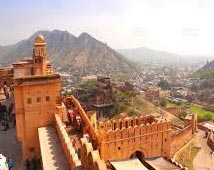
14,74,61,85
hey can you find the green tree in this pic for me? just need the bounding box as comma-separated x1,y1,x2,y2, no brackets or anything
157,80,171,90
78,93,90,102
159,97,167,107
79,79,96,90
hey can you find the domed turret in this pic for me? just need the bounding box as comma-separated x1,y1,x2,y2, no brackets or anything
34,35,46,45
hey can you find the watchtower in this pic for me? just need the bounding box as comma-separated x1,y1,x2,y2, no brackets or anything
33,35,47,75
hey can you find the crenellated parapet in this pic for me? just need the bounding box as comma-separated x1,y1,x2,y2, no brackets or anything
97,118,172,160
54,114,81,170
62,95,197,164
98,114,157,132
80,138,107,170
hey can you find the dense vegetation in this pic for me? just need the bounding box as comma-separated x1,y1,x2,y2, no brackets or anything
194,59,214,80
195,70,214,79
167,101,214,121
157,80,171,90
159,97,167,107
110,94,162,119
77,80,97,102
79,79,96,90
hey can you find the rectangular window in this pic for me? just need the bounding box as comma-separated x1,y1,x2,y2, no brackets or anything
46,96,50,101
27,98,32,104
37,97,41,103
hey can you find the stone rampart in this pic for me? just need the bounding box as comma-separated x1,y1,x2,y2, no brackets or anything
98,115,156,132
98,120,171,160
80,138,107,170
171,125,193,156
65,96,98,141
163,107,180,117
55,114,81,170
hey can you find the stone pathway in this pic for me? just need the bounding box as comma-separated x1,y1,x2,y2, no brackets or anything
193,130,214,170
38,126,70,170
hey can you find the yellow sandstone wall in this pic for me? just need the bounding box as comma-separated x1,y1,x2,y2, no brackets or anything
65,96,98,141
14,78,61,159
80,138,107,170
54,114,81,169
54,114,107,170
170,114,197,156
97,119,171,160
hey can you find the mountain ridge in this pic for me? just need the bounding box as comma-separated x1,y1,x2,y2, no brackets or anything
0,30,139,80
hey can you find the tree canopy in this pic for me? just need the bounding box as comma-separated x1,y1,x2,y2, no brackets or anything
157,80,171,90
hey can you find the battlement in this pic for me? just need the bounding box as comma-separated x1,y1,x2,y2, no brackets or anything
80,138,107,170
100,121,171,143
98,115,159,132
54,114,81,169
97,117,172,160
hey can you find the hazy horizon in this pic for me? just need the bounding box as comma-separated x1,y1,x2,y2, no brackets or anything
1,0,214,56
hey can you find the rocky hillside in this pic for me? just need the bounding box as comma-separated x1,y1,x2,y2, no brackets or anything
0,30,139,79
195,60,214,79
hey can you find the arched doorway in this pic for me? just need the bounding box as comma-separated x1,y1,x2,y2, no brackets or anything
130,151,144,162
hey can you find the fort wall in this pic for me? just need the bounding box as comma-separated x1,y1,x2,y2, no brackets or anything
163,107,180,117
65,96,98,141
80,138,107,170
170,114,197,156
98,120,171,160
63,95,197,163
54,114,81,170
171,125,193,156
98,115,156,132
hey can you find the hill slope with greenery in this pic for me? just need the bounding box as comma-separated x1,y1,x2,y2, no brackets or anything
194,60,214,79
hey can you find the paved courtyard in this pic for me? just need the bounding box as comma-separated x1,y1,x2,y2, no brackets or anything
0,92,25,170
0,126,25,170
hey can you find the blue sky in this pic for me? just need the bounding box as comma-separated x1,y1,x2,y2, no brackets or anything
1,0,214,55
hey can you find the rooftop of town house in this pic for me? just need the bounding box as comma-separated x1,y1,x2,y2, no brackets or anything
200,121,214,131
